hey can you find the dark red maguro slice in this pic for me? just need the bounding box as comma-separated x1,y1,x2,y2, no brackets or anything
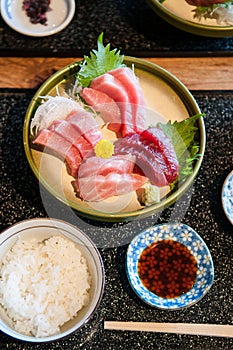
114,128,179,186
185,0,226,6
141,127,179,184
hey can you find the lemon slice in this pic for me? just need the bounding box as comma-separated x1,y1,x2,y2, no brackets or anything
94,140,114,158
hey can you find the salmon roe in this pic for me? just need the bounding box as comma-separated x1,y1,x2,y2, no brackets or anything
138,239,197,299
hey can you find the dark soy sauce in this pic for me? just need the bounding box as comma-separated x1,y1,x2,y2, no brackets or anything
138,239,197,298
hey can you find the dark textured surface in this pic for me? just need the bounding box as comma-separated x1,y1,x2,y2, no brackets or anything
0,89,233,349
0,0,233,57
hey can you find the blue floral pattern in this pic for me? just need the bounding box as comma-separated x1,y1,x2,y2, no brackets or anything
126,223,214,310
222,170,233,225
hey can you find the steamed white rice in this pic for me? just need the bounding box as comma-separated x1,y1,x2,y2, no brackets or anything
0,236,91,337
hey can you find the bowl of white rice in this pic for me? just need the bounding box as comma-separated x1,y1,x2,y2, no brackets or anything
0,218,105,342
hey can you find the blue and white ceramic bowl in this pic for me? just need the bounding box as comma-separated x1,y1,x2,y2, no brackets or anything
222,170,233,225
126,223,214,310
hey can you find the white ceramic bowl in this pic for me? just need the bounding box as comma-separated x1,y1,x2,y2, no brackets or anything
1,0,75,37
222,170,233,225
0,218,105,342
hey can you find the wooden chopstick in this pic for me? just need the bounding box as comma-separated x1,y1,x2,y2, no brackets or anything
104,321,233,338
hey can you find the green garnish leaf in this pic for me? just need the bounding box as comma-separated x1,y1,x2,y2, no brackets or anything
158,114,205,185
196,0,232,12
76,33,125,87
192,1,233,22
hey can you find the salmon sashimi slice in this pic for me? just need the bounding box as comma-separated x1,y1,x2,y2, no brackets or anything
109,67,146,134
140,127,179,183
90,73,134,137
76,173,148,201
49,120,93,158
114,134,169,187
80,87,121,133
66,109,102,146
78,154,136,178
32,128,82,178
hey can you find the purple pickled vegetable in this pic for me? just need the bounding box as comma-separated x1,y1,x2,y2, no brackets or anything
22,0,51,25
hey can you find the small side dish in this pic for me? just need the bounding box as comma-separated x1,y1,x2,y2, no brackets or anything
126,223,214,309
0,0,75,37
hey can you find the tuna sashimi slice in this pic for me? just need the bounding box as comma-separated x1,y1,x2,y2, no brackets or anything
78,154,136,178
80,87,121,133
109,67,146,134
90,73,134,137
49,120,93,158
76,173,148,201
66,109,102,146
114,134,168,187
140,127,179,183
32,128,82,178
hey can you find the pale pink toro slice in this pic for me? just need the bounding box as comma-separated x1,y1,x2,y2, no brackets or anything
76,173,148,201
49,120,93,159
90,73,134,137
80,87,121,134
32,128,82,178
78,154,136,178
108,67,146,134
66,109,102,146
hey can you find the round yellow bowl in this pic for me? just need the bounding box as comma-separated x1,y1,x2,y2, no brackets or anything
23,57,206,222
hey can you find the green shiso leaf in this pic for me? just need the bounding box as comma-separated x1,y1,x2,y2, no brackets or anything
158,114,205,185
76,33,125,88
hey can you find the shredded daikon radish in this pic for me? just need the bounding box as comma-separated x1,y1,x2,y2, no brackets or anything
194,3,233,25
30,96,83,135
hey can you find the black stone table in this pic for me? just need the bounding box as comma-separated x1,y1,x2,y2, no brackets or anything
0,0,233,57
0,89,232,349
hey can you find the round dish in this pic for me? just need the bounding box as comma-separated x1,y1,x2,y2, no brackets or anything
126,223,214,309
222,170,233,225
146,0,233,37
23,56,205,222
0,0,75,37
0,218,105,342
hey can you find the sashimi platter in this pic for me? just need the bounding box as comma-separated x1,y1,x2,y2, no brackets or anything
24,34,206,221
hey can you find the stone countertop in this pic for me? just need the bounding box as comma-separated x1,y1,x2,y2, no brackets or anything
0,0,233,57
0,90,232,349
